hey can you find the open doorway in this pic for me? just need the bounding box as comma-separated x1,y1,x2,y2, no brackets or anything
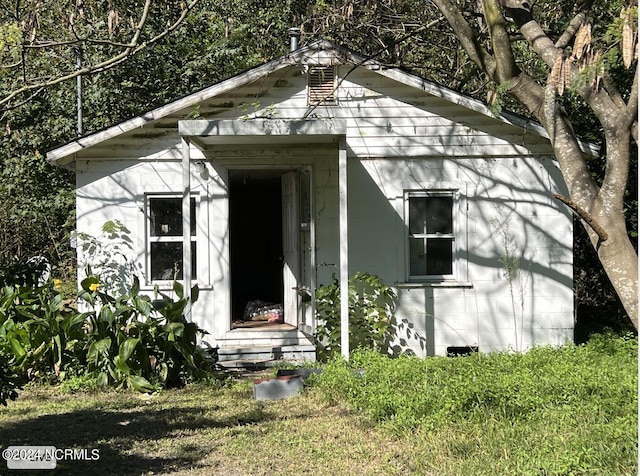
229,170,291,329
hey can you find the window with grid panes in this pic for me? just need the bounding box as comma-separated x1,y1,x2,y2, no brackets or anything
407,191,456,280
147,195,197,281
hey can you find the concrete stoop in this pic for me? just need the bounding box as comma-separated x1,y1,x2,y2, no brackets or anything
215,344,316,371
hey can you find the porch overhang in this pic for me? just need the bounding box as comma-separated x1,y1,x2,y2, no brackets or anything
179,118,351,360
178,118,347,147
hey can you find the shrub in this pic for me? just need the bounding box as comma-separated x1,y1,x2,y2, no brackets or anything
0,272,212,393
314,272,397,361
80,275,210,391
0,280,86,382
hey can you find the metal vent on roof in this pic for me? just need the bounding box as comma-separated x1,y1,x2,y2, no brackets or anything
308,66,337,105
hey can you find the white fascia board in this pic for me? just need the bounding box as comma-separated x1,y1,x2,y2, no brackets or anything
46,41,343,166
46,58,297,165
369,66,600,157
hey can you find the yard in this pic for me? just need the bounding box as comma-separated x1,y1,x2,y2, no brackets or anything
0,379,419,476
0,334,637,475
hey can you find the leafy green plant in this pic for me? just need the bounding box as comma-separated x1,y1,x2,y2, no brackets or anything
314,272,397,361
80,275,209,392
0,344,21,405
75,220,142,296
0,280,86,382
0,257,50,288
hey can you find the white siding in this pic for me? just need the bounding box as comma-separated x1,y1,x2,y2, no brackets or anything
348,158,572,356
73,61,573,355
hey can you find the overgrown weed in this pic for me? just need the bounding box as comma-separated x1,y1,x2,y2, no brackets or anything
310,333,638,474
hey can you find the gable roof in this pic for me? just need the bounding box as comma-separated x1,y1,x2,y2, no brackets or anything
46,39,597,166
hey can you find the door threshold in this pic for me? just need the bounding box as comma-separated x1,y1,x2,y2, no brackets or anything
231,322,297,331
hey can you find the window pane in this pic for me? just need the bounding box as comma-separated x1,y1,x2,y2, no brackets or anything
426,238,453,275
425,196,453,234
150,198,196,237
409,196,453,235
409,198,427,234
150,242,197,280
409,237,427,276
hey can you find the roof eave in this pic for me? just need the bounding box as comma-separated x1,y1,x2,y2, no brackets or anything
46,38,599,164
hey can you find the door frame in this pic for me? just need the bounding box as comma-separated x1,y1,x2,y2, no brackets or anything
221,164,315,336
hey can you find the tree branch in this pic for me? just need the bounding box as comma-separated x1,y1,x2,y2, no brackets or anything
503,1,625,144
430,0,497,78
0,0,201,110
555,4,591,49
625,63,639,135
482,0,520,82
552,193,608,243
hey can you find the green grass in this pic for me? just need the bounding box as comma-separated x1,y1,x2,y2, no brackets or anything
0,334,636,475
0,380,416,475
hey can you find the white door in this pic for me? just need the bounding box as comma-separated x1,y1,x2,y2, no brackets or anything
281,172,299,326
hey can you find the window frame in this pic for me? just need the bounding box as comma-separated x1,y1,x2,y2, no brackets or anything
404,188,461,283
145,193,199,285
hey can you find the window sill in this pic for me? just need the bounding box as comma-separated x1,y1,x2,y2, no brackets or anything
394,281,474,289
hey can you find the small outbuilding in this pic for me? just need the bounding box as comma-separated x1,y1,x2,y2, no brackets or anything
47,39,579,361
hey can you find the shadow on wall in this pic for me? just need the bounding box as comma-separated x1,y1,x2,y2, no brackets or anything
347,148,573,355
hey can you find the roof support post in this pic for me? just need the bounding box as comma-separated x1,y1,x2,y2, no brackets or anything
339,136,349,360
182,137,192,318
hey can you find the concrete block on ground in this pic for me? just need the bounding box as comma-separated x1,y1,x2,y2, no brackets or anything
253,375,304,400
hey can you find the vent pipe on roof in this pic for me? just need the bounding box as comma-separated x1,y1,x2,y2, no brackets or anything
288,27,301,52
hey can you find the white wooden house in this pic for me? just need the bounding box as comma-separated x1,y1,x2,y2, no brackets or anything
47,40,579,362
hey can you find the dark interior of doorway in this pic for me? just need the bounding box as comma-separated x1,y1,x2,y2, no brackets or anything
229,170,284,328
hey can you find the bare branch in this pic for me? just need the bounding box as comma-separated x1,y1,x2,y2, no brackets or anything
482,0,520,82
0,0,202,110
24,37,133,49
0,87,44,117
625,63,639,132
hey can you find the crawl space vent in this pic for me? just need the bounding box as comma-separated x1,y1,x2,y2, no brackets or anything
308,66,337,105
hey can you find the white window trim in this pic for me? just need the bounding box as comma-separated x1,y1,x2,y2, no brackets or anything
402,183,468,285
143,192,203,287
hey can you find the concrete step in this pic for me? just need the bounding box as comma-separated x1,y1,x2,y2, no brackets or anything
215,344,316,370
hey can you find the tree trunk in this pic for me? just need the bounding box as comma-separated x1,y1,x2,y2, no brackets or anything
587,204,639,329
431,0,639,329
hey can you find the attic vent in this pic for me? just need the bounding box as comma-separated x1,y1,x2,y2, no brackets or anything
308,66,337,105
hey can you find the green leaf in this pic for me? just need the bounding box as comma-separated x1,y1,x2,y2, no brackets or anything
174,342,197,369
87,337,111,362
81,276,100,293
127,375,156,393
134,295,152,316
173,281,184,299
119,337,139,363
131,276,140,298
96,372,109,387
190,284,199,304
9,337,25,360
114,355,131,375
158,363,168,383
53,334,62,366
164,322,184,337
